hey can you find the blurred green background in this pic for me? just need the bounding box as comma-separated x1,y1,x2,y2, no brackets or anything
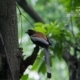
17,0,80,80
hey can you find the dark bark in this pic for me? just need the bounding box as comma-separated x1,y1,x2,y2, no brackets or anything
20,46,39,77
0,0,20,80
63,48,80,80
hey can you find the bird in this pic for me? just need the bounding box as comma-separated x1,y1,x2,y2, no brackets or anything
26,29,51,78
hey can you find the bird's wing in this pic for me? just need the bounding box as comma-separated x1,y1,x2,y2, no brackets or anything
30,36,49,46
32,32,47,40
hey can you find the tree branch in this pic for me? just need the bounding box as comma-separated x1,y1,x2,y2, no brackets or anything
62,48,80,80
16,0,44,23
20,45,39,77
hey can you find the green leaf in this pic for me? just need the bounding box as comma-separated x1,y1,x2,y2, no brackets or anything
34,22,44,27
34,26,46,34
53,42,63,59
62,30,72,41
50,20,58,26
20,74,28,80
38,60,46,74
31,57,42,71
31,51,44,71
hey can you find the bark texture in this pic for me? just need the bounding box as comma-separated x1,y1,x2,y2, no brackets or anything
0,0,20,80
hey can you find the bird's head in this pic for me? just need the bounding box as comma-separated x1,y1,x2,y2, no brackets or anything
26,29,36,36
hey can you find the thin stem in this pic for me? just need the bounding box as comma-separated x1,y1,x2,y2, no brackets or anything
70,15,75,38
16,3,35,29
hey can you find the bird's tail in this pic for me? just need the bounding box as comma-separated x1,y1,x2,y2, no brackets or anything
44,48,51,78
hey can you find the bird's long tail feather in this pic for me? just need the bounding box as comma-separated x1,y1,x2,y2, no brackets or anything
44,48,51,78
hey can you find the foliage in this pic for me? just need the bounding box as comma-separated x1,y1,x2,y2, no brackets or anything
18,0,80,80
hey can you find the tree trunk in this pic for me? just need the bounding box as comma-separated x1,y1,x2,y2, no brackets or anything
0,0,20,80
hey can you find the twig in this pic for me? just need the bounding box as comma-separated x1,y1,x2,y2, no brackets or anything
16,3,35,29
